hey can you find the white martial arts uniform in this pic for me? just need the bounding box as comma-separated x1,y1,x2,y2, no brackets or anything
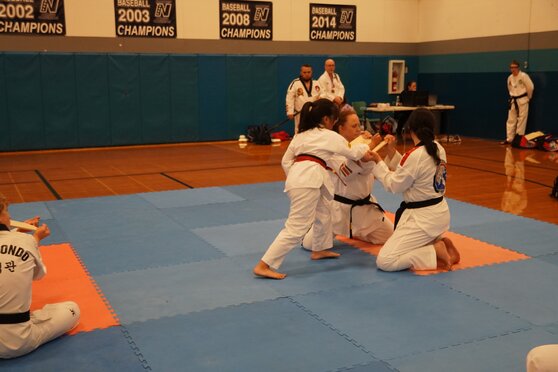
261,128,369,270
0,226,80,359
526,344,558,372
505,70,534,143
372,142,449,271
303,155,393,248
318,71,345,103
286,78,322,133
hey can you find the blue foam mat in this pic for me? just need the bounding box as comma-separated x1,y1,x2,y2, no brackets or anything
124,298,375,372
192,219,286,256
391,328,558,372
433,259,558,326
0,327,145,372
95,256,281,324
9,201,53,221
5,181,556,371
46,195,224,275
292,277,531,360
160,199,285,229
446,199,523,228
223,181,286,200
138,187,244,208
452,218,558,257
230,246,400,297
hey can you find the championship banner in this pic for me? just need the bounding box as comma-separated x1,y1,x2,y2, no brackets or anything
220,0,272,40
0,0,65,35
114,0,176,38
309,3,356,42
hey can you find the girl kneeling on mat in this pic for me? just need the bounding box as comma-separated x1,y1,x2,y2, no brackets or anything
369,108,460,272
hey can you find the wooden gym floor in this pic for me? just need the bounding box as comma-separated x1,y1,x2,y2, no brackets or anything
1,137,557,224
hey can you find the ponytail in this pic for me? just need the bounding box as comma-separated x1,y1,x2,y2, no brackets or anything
298,99,338,133
407,108,441,165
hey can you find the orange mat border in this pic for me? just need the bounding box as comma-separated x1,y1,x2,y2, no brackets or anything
336,213,531,275
31,243,120,335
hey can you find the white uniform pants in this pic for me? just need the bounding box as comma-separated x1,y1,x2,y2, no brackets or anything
262,187,333,269
376,215,438,271
303,206,393,249
0,301,80,359
506,100,529,142
526,345,558,372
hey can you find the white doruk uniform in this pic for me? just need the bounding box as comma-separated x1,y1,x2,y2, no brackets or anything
506,71,534,142
318,71,345,103
303,155,393,248
372,142,449,271
0,227,80,359
261,128,369,270
286,78,322,134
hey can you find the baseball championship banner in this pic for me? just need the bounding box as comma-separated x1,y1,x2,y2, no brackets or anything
0,0,65,35
309,3,356,42
220,0,272,40
114,0,176,38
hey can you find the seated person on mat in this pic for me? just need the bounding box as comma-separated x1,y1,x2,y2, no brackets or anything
303,109,394,249
0,193,80,359
368,109,460,272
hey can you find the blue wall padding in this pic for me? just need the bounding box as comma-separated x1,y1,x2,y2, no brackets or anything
4,53,45,150
140,54,172,143
0,50,556,151
108,54,142,145
42,54,79,148
198,56,228,141
75,54,112,147
169,55,200,142
0,54,7,150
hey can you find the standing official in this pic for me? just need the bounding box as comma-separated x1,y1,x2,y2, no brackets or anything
286,64,322,134
501,60,534,145
318,59,345,107
0,193,80,359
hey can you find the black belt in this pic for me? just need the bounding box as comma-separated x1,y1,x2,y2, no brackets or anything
0,311,30,324
334,194,385,238
394,196,444,229
508,92,528,113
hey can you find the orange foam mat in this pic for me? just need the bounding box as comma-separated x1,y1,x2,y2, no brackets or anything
30,243,120,335
336,230,531,276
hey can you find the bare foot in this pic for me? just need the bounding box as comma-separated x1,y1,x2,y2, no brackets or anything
433,240,451,270
442,237,460,265
311,250,341,260
253,260,287,280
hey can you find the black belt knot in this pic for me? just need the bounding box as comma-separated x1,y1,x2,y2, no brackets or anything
334,194,385,238
0,311,30,324
394,196,444,229
508,92,528,112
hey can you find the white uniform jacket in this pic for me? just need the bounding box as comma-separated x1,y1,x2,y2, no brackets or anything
507,71,534,104
373,142,450,236
0,229,46,355
329,156,381,237
285,78,322,116
281,128,369,198
318,71,345,102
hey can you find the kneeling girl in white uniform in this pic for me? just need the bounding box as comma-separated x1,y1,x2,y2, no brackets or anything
253,99,376,279
303,109,393,248
0,194,80,359
369,109,460,272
